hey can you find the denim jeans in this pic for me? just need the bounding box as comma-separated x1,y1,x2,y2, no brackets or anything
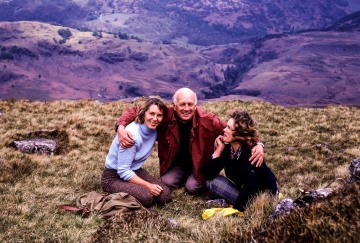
161,165,204,195
206,175,239,205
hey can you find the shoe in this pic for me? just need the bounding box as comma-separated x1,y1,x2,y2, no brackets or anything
205,198,226,207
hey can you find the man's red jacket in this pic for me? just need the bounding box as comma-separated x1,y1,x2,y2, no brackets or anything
116,106,226,186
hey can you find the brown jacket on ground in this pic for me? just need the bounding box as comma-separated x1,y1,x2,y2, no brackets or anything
116,106,226,185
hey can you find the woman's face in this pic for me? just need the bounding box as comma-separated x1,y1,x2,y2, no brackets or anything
144,104,164,130
222,118,236,143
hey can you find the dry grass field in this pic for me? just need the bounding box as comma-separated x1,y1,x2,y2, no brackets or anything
0,98,359,242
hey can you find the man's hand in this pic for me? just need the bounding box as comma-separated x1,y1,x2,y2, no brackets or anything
249,144,264,167
117,125,135,148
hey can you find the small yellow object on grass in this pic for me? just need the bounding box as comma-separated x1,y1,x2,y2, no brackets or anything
202,207,245,220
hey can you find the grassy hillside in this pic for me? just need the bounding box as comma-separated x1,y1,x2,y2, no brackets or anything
0,99,359,242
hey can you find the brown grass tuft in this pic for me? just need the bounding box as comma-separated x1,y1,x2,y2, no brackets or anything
91,210,180,243
0,151,36,183
247,181,360,242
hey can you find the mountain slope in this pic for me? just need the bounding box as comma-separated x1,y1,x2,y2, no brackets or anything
0,0,359,45
1,2,360,106
1,18,360,106
201,12,360,106
0,21,223,101
232,30,360,106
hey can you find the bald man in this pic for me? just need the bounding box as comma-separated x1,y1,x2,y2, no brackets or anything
116,88,264,195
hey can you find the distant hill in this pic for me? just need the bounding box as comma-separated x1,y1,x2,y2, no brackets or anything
1,0,359,46
0,21,224,101
211,21,360,106
0,1,360,106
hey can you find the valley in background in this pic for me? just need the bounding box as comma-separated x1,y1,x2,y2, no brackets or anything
0,0,360,106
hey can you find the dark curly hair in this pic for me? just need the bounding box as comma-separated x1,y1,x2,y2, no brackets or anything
230,111,259,148
134,97,167,124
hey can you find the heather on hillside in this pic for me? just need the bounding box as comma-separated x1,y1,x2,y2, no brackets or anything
0,0,357,45
1,4,360,105
0,99,359,242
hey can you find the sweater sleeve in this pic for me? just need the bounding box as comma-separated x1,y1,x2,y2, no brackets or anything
203,156,225,180
203,145,230,180
116,144,138,181
105,134,139,181
114,106,141,132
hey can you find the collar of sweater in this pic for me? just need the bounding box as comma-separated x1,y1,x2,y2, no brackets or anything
139,123,156,135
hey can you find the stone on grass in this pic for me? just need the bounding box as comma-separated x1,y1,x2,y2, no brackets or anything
270,198,299,219
271,158,359,219
13,138,57,155
348,157,360,183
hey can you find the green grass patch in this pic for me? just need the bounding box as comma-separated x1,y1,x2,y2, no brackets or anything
0,99,359,242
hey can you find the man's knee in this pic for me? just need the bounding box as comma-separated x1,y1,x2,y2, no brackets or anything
161,174,181,189
185,177,204,195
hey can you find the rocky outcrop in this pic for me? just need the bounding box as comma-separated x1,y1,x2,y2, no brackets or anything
13,138,57,155
37,40,83,57
0,45,38,60
349,157,360,183
270,157,360,219
98,51,127,64
251,181,360,243
323,11,360,32
0,69,23,83
129,51,149,62
98,50,149,64
124,83,146,97
270,187,338,220
230,89,261,97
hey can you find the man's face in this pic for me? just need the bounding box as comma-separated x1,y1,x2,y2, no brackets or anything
174,91,196,121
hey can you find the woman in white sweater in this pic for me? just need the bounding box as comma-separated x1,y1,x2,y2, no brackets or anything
101,98,171,207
